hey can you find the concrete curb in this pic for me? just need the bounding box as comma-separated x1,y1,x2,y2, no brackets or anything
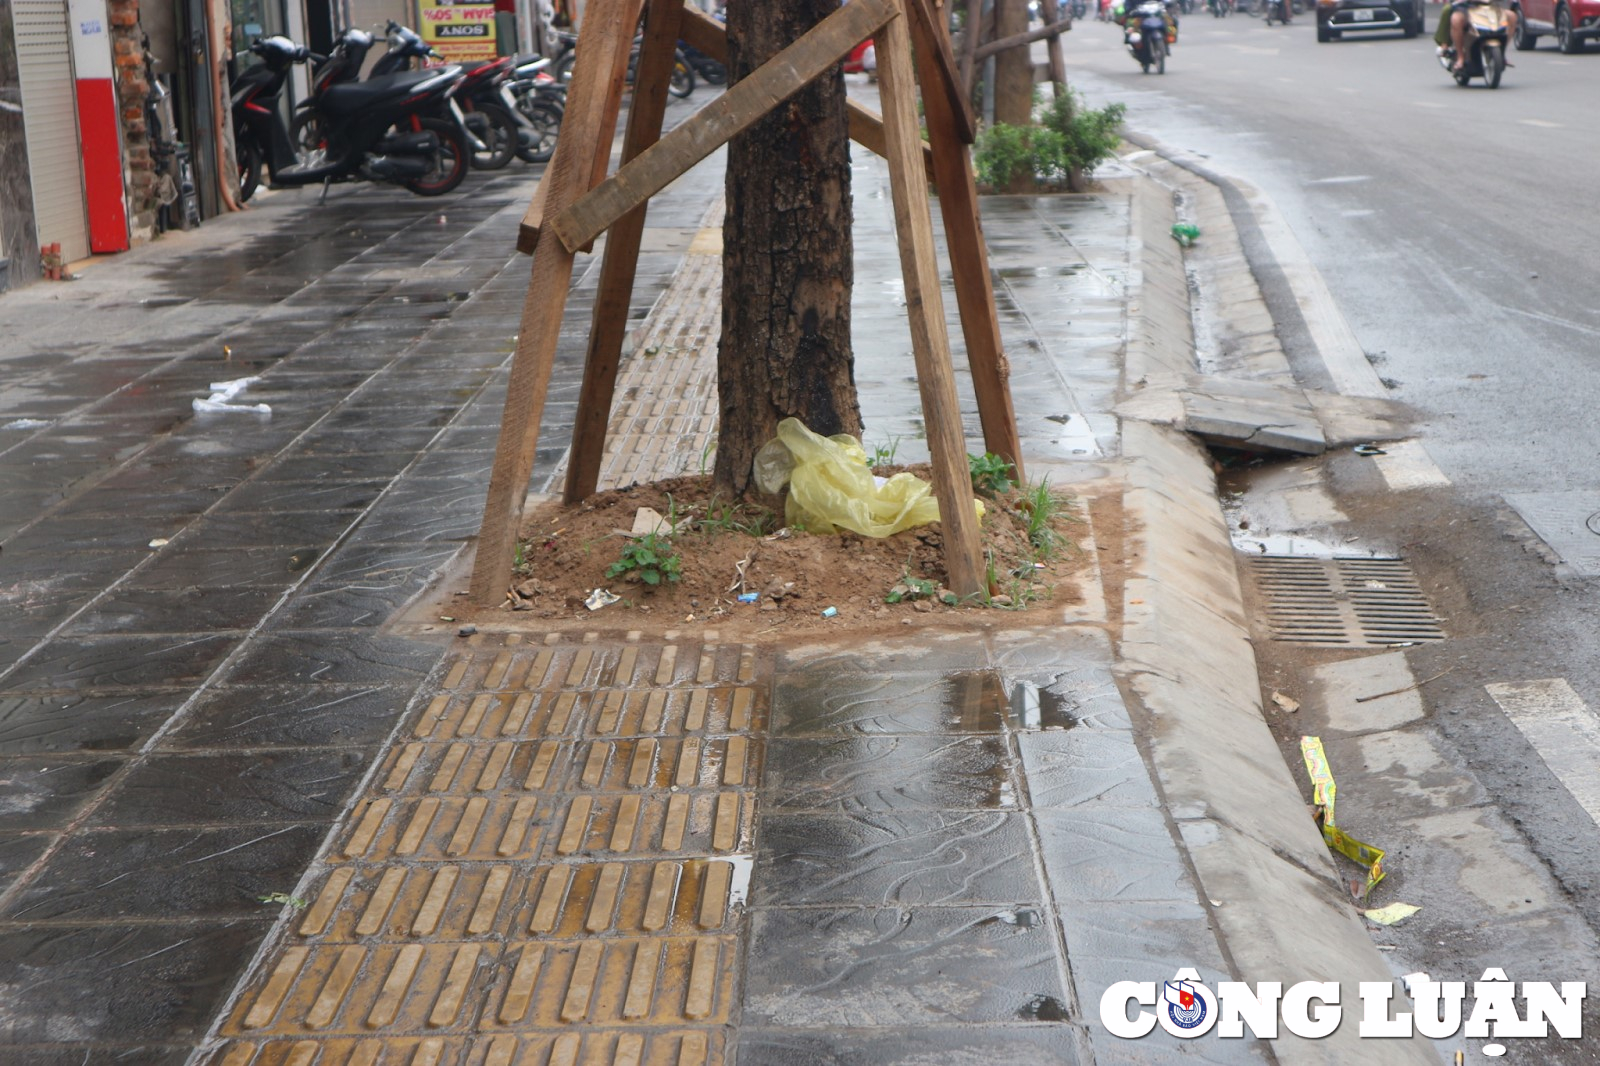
1117,178,1436,1063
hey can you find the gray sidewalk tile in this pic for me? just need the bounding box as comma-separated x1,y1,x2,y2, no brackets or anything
763,735,1016,813
744,905,1068,1027
0,823,328,921
0,691,182,754
1035,806,1196,903
736,1026,1089,1065
83,749,367,827
753,810,1040,907
162,684,414,750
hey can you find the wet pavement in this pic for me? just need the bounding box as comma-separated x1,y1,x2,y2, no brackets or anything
3,91,1252,1064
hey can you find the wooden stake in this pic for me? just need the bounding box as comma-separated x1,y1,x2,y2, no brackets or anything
877,0,985,599
551,0,897,254
910,4,1023,483
906,0,976,143
563,0,686,504
1038,0,1070,91
469,0,644,606
974,18,1072,62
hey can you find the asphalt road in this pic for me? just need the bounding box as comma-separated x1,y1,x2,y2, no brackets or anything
1060,12,1600,1057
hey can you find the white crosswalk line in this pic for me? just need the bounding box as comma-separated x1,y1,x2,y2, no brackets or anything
1372,439,1451,491
1487,679,1600,830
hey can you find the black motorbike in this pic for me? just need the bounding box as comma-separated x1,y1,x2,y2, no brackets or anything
231,35,470,199
1124,0,1172,72
368,22,531,170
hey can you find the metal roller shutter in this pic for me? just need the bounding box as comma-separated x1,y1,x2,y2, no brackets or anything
15,0,90,264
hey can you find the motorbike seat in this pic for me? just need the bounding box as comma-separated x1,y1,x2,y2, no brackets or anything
320,68,451,117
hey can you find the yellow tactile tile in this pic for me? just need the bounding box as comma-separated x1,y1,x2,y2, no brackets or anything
221,634,755,1062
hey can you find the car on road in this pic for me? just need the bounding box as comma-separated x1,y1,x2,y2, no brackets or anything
1315,0,1426,40
1514,0,1599,51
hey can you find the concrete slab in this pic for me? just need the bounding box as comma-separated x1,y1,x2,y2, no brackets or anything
1313,652,1428,735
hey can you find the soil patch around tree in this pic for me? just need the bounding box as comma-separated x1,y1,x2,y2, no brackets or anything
474,470,1093,641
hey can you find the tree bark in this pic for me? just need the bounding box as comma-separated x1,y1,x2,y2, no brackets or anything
993,0,1033,127
715,0,859,498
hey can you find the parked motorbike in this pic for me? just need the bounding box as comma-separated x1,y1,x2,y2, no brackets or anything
508,55,565,163
231,35,470,199
1124,0,1172,71
368,22,535,170
1439,0,1511,86
550,29,694,97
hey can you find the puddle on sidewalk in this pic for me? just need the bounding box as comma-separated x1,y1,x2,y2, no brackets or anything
945,671,1079,732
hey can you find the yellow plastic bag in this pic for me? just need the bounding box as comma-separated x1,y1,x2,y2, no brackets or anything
752,417,984,537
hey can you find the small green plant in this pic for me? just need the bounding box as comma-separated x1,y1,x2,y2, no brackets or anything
259,892,309,909
606,533,682,587
867,437,902,469
1022,478,1067,556
698,494,774,537
885,571,938,604
513,542,527,571
969,452,1016,495
698,436,718,476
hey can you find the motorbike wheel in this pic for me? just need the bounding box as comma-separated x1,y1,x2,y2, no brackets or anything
236,134,262,204
291,110,325,157
669,55,695,98
1482,41,1504,86
467,103,517,171
404,117,470,196
516,98,562,163
1156,37,1167,72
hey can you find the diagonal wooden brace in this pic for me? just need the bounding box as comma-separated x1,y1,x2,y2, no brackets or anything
905,0,976,143
550,0,898,254
679,4,935,182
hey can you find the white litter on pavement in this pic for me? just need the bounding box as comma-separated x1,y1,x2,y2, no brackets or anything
194,376,271,414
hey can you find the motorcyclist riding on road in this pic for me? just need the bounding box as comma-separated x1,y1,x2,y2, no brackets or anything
1437,0,1518,70
1116,0,1180,41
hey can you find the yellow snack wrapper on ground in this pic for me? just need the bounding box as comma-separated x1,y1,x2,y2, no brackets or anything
752,418,984,537
1301,736,1388,899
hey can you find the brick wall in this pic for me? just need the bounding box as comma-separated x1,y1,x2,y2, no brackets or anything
109,0,156,239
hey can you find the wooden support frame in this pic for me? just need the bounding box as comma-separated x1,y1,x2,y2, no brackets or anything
909,1,1023,482
906,0,976,144
550,0,897,254
876,0,984,597
562,0,685,504
1037,0,1070,89
678,4,937,184
470,0,644,606
473,0,1023,605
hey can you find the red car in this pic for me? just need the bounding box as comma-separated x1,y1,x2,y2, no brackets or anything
1515,0,1599,51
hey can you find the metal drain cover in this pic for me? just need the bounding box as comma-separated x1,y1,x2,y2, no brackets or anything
1246,556,1444,647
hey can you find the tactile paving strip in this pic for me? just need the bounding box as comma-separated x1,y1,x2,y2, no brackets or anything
213,632,765,1066
1246,556,1445,647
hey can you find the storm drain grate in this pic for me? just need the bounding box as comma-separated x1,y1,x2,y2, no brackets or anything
1246,556,1445,647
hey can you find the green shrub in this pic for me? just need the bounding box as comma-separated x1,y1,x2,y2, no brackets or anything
1040,89,1127,177
973,124,1033,188
972,89,1126,192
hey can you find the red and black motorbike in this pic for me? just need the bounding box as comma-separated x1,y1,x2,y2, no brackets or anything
230,35,471,200
368,21,534,170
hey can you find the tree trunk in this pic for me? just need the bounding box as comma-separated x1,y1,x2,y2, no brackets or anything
993,0,1033,127
714,0,859,498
